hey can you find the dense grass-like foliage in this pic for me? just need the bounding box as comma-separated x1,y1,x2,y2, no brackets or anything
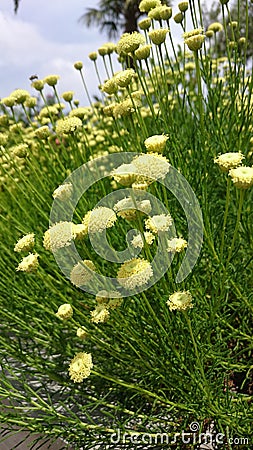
0,1,252,449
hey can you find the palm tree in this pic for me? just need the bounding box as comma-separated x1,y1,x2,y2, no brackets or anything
80,0,169,40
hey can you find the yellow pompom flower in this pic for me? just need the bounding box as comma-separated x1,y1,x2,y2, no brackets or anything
14,233,35,252
139,0,162,12
167,237,188,253
16,253,39,273
88,207,117,233
10,89,30,104
70,260,96,287
117,258,153,290
133,153,170,181
55,303,73,320
148,29,169,45
55,117,82,134
69,352,93,382
90,305,110,323
145,214,173,233
43,75,60,86
76,327,88,339
228,166,253,189
214,152,244,172
52,183,73,200
167,291,193,311
144,134,169,153
117,32,145,55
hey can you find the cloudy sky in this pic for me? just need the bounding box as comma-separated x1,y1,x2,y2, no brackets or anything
0,0,113,103
0,0,186,105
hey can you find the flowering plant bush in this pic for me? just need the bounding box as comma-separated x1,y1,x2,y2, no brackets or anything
0,1,252,448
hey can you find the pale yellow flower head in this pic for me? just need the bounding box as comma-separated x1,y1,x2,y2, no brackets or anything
112,163,137,186
56,303,73,320
62,91,74,102
117,258,153,290
167,290,193,311
43,222,77,252
208,22,223,33
114,69,135,88
52,183,73,200
10,89,30,104
144,134,169,153
178,2,188,12
90,305,110,323
76,327,88,339
228,166,253,189
184,34,205,52
55,117,82,134
138,18,151,30
167,237,187,253
14,233,35,253
131,231,155,249
149,29,169,45
145,214,173,233
69,352,93,382
214,152,244,172
70,260,96,287
133,153,170,181
88,207,117,233
139,0,162,12
43,75,60,86
16,253,39,273
117,32,145,55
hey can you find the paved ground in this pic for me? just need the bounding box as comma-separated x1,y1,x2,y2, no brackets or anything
0,427,70,449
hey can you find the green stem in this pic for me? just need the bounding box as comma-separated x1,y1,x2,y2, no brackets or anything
226,189,245,267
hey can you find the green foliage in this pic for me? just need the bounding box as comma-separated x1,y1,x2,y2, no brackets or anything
1,1,253,449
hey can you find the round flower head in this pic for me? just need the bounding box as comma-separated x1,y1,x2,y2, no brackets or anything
14,233,35,252
10,89,30,104
31,79,44,91
117,32,145,55
43,222,76,252
34,125,50,139
133,153,170,181
167,237,187,253
208,22,223,33
55,303,73,320
11,143,28,158
52,183,73,200
112,163,137,186
88,52,97,61
117,257,153,290
69,352,93,382
228,166,253,189
148,29,169,45
145,214,173,233
55,117,82,134
1,96,16,107
173,12,184,24
138,18,151,30
76,327,88,339
144,134,169,153
90,305,110,323
134,44,152,60
184,34,205,52
62,91,74,102
114,69,135,88
167,290,193,311
139,0,162,12
88,207,117,233
131,231,155,249
214,152,244,172
178,2,188,12
70,260,96,287
16,253,39,273
43,75,60,86
113,197,152,220
101,78,118,95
